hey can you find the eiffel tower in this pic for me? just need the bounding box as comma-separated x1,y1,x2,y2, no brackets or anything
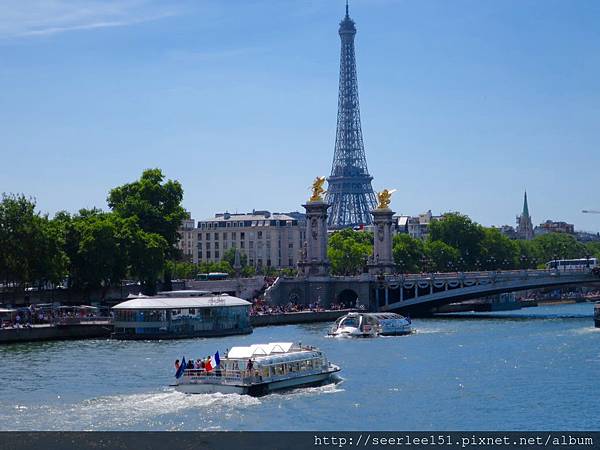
326,1,377,229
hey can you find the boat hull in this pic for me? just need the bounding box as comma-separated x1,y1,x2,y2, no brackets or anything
175,368,340,396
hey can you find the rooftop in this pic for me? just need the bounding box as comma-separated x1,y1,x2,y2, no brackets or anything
227,342,294,359
112,294,250,310
200,211,296,223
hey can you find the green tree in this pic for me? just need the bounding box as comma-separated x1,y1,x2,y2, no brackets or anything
513,239,543,269
126,227,168,295
392,233,424,273
107,168,187,256
480,228,518,270
424,240,460,273
428,212,485,269
0,194,67,289
165,260,199,280
586,242,600,260
59,210,129,291
222,247,248,268
328,229,372,275
107,168,187,291
532,233,587,263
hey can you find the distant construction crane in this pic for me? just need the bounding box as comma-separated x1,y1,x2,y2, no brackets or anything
582,210,600,214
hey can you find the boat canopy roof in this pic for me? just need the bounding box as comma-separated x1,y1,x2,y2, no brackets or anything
112,294,250,310
227,342,295,359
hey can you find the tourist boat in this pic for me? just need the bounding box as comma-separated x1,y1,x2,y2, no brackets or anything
174,342,341,396
329,312,414,337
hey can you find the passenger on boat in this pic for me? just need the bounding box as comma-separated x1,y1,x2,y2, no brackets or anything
175,359,180,370
246,359,254,374
187,359,194,369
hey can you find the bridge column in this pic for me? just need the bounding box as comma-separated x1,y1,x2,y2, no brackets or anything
298,200,331,277
368,207,396,275
385,287,389,306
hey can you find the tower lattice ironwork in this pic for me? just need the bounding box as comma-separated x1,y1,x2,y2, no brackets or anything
326,2,377,229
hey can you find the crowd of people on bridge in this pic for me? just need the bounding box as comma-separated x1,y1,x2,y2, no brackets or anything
249,299,358,316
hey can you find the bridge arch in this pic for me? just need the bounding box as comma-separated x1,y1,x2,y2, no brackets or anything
336,289,358,307
288,288,304,305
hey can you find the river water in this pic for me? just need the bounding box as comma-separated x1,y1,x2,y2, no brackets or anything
1,303,598,431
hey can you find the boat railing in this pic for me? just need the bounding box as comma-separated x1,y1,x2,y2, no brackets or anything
183,368,253,383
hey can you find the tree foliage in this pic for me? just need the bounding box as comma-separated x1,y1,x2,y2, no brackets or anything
328,229,372,276
0,194,68,288
392,233,424,273
107,168,187,256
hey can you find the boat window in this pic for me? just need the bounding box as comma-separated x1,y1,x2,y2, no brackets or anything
340,317,358,328
274,364,285,376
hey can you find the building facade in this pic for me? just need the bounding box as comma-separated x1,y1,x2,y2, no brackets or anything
535,220,575,236
394,210,440,239
176,216,198,263
197,211,305,270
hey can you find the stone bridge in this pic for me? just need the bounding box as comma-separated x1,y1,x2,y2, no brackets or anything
266,269,600,315
376,269,600,315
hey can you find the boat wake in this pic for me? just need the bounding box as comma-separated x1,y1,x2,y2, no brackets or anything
1,389,261,431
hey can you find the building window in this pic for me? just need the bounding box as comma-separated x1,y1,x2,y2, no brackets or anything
215,242,219,249
214,232,218,240
223,232,228,240
249,241,254,249
289,243,294,249
206,233,210,240
240,232,245,240
241,242,245,249
206,251,211,258
215,251,220,258
206,242,211,249
232,232,237,240
258,231,263,239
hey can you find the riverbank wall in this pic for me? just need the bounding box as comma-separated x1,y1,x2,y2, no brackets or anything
250,309,354,327
0,322,112,344
0,311,353,343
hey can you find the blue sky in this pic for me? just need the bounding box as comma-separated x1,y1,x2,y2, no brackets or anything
1,0,599,232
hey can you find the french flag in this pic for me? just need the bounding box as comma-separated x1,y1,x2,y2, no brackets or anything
211,351,221,370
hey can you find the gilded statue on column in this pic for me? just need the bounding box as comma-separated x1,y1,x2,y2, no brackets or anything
309,176,327,202
376,189,396,209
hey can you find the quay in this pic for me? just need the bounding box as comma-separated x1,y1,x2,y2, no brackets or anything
250,309,354,327
0,310,355,344
0,321,112,344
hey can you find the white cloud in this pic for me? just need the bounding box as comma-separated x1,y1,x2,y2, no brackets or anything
0,0,179,38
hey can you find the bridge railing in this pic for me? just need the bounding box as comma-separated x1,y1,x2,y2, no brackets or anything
385,268,592,282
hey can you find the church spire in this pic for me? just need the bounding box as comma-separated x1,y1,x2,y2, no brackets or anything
522,191,530,218
346,0,349,17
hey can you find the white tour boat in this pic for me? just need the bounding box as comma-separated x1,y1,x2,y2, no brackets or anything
329,312,414,337
174,342,340,396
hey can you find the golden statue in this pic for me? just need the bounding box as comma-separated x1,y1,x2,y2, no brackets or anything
309,176,327,202
376,189,396,209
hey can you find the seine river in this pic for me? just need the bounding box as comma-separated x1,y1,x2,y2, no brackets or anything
1,303,598,431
